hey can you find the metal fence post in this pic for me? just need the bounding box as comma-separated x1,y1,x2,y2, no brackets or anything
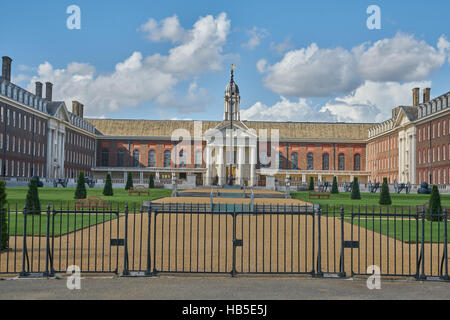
339,206,346,278
315,205,323,277
443,208,448,281
145,203,152,276
418,206,426,280
43,204,51,277
231,208,237,277
19,204,28,277
122,204,130,276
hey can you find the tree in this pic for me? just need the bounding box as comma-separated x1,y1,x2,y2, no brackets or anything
26,178,41,214
74,171,87,199
379,177,392,205
308,177,314,191
426,185,442,222
149,174,155,189
125,172,133,190
103,173,113,196
0,180,8,250
331,176,339,194
350,177,361,200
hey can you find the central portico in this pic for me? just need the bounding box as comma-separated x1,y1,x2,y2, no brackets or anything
204,68,258,187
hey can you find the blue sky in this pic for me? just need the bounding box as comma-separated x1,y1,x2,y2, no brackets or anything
1,0,449,122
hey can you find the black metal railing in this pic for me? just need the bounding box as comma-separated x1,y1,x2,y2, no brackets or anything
0,203,448,281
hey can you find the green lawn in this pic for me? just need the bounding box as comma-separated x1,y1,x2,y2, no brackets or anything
344,217,450,243
3,187,172,212
291,191,450,215
7,212,119,236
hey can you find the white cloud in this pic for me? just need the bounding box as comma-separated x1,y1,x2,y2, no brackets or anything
138,15,186,43
240,97,337,122
270,37,294,55
261,43,360,97
259,33,447,98
242,27,269,50
241,80,433,123
256,59,268,73
356,33,448,82
27,13,231,116
320,80,432,122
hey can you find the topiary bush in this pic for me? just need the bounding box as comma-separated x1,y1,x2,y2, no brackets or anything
426,185,443,222
75,171,87,199
125,172,134,190
350,177,361,200
103,173,113,196
26,178,41,214
149,174,155,189
331,176,339,194
379,177,392,205
0,180,8,250
308,177,314,191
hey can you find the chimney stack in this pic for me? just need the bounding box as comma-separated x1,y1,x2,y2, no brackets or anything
423,88,431,103
2,56,12,81
72,101,84,118
412,88,420,107
45,82,53,101
35,82,43,98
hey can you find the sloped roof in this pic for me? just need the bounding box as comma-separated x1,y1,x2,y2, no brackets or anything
86,118,373,141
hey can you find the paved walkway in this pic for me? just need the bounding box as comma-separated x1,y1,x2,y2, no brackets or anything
0,275,448,300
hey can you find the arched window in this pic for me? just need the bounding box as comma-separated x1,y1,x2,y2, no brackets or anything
117,148,124,167
338,153,345,171
132,150,140,167
291,152,298,169
307,152,314,170
101,148,109,167
322,153,329,170
353,154,361,171
148,150,156,167
195,150,202,168
164,150,171,168
278,152,284,169
179,149,186,168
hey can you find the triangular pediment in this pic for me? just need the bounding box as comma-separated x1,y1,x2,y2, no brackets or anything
393,108,412,127
205,120,258,138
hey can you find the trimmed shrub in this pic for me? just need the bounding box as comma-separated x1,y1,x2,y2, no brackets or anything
0,180,8,250
426,185,442,222
103,173,113,196
308,177,314,191
125,172,134,190
75,171,87,199
149,174,155,189
379,177,392,205
331,176,339,194
26,178,41,214
350,177,361,200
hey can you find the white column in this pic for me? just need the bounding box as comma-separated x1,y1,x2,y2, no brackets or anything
411,133,416,183
218,146,224,186
46,129,52,178
140,171,143,184
238,146,244,185
205,145,211,185
250,146,256,187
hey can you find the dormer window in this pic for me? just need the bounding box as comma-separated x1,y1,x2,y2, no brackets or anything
13,88,17,100
19,91,23,103
24,94,28,105
0,82,5,95
7,86,11,97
